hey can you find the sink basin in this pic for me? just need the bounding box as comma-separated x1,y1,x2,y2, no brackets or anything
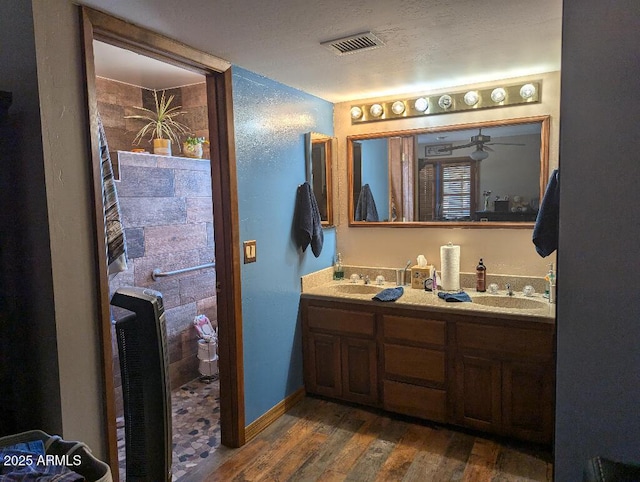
333,284,382,295
473,296,547,310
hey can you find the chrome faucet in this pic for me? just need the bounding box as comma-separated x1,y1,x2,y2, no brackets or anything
506,283,514,296
360,274,371,285
401,260,412,286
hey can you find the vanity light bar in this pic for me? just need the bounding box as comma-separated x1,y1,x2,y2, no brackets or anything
350,81,541,124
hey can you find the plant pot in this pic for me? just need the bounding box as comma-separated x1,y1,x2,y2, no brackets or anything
183,142,203,159
153,138,171,156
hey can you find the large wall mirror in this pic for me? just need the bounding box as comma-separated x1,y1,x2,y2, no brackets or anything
305,132,335,226
348,115,550,227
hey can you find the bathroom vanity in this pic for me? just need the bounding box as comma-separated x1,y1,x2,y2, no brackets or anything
301,279,555,445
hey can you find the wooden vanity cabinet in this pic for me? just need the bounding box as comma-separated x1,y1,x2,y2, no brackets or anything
302,301,379,406
453,320,555,444
301,296,555,445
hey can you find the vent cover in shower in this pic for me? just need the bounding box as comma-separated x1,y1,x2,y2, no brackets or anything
321,31,384,56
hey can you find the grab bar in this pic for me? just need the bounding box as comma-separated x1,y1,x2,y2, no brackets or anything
152,261,215,281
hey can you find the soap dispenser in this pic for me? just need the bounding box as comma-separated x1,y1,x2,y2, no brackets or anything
476,258,487,292
333,253,344,280
546,263,556,303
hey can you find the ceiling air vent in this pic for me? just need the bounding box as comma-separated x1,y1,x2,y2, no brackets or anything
321,31,384,56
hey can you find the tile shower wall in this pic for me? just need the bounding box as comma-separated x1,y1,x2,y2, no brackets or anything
95,77,209,161
109,151,216,415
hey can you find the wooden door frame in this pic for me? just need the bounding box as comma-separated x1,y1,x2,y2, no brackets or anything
79,7,245,476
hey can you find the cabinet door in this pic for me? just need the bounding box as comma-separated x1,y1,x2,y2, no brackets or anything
306,332,342,398
341,337,378,405
455,354,501,433
502,360,554,444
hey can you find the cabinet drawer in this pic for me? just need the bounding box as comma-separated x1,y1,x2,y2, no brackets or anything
382,315,445,346
307,306,375,336
383,380,447,422
456,322,553,358
384,344,445,385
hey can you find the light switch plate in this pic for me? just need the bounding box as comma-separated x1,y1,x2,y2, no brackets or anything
243,240,257,264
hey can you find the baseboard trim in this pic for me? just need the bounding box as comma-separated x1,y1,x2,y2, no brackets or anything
244,387,306,442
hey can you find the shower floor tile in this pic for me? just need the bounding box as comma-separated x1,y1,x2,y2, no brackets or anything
116,376,221,481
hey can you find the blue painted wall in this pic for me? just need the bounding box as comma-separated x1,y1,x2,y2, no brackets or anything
361,138,389,220
231,67,335,424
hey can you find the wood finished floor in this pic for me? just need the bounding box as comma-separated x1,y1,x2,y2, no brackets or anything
178,396,552,482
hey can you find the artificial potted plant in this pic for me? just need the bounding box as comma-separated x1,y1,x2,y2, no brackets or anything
183,136,208,159
126,89,190,155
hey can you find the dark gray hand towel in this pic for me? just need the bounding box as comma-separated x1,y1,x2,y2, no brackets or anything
533,169,559,257
373,286,404,302
438,291,471,302
294,182,323,257
355,183,379,222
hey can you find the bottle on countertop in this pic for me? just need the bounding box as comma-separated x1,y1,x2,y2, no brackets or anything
333,253,344,280
547,263,556,303
476,258,487,292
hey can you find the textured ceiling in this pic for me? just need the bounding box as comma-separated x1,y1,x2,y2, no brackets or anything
83,0,563,103
93,41,205,89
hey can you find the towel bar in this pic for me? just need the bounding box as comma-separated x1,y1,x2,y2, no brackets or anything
152,261,215,281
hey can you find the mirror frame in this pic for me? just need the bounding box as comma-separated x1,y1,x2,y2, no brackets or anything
347,115,550,228
305,132,335,226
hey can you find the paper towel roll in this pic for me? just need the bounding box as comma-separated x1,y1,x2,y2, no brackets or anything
440,243,461,291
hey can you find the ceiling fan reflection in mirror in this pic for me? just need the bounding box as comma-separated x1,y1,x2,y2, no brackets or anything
438,128,525,161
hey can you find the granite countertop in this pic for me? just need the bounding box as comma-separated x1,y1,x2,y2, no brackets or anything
301,267,555,324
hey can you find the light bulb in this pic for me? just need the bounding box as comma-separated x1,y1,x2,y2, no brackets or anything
491,87,506,103
470,148,489,161
520,83,536,99
414,97,428,112
463,91,479,106
391,101,405,115
438,95,452,110
350,106,363,119
369,103,384,117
